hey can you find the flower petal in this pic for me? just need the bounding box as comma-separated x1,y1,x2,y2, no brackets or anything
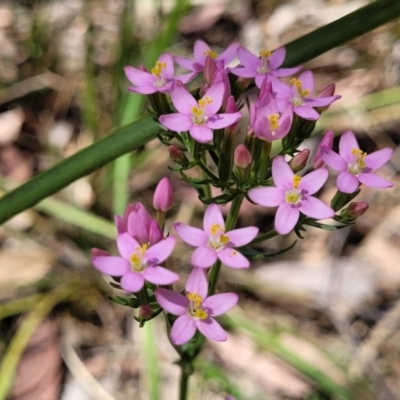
191,246,218,268
145,236,175,264
272,156,293,189
207,112,242,129
321,148,347,172
158,52,174,78
196,318,227,342
203,82,224,115
121,271,145,292
174,222,208,246
358,173,393,189
117,233,139,259
339,131,359,162
204,204,225,232
193,39,210,64
269,47,286,69
226,227,259,247
189,125,213,143
124,66,154,85
186,268,208,299
237,46,260,69
203,293,239,316
337,171,359,193
300,197,334,220
298,70,314,93
143,266,179,285
174,55,198,72
92,256,130,276
364,148,393,171
128,85,158,95
248,187,284,207
218,248,250,269
170,81,198,113
300,168,329,195
294,106,320,120
159,113,193,133
127,213,148,244
171,315,197,345
275,203,299,235
155,288,188,315
217,42,240,64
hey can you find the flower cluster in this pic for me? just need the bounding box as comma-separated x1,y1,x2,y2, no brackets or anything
92,39,394,349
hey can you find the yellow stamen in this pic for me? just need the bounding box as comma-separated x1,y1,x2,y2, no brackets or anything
351,148,367,170
268,114,280,131
151,61,167,77
210,223,224,236
220,235,229,244
194,309,208,319
204,49,218,59
191,106,204,117
286,192,300,203
198,96,213,108
259,50,272,58
290,78,310,97
293,175,301,189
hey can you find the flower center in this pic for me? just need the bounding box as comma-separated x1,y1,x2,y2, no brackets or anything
129,243,148,272
290,78,310,106
208,223,230,250
348,148,367,175
191,96,213,125
257,49,272,74
187,292,208,319
285,175,303,205
204,49,218,60
151,61,167,87
268,114,280,132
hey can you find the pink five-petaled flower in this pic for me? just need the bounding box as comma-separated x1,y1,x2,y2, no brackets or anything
174,39,240,74
229,47,302,88
155,268,238,345
124,52,194,95
248,156,334,235
321,130,393,194
91,234,178,293
159,81,242,143
174,204,258,269
274,71,340,120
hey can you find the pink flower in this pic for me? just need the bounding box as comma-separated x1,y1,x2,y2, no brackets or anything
155,268,238,345
253,92,293,141
229,47,301,88
124,52,194,95
274,71,340,120
91,234,178,293
153,177,174,212
174,204,258,268
174,40,240,74
159,81,241,143
248,156,334,235
321,130,393,193
115,203,162,245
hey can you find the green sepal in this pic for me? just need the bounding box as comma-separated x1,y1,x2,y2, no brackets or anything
199,192,237,204
330,189,360,211
302,218,348,230
107,295,138,308
238,240,297,259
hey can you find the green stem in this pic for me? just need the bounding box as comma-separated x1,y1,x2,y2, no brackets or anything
201,152,212,200
179,365,190,400
282,0,400,67
250,229,279,245
0,116,160,225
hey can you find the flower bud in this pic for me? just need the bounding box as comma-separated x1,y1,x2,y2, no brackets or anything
139,305,153,319
153,177,174,212
313,130,334,169
316,84,337,113
224,96,239,135
212,69,231,107
204,55,217,85
234,144,252,168
168,145,189,167
289,149,310,173
345,202,369,218
91,248,110,257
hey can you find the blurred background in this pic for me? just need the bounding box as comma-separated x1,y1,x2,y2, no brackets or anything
0,0,399,399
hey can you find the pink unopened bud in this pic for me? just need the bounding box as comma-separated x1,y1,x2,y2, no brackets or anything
290,149,310,173
316,84,338,112
225,96,239,134
234,144,252,168
346,202,369,218
139,305,153,319
91,248,110,257
168,145,189,167
313,130,334,169
153,177,174,212
204,55,217,85
212,69,231,106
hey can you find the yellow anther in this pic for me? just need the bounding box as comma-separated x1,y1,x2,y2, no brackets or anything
191,106,204,117
259,50,272,58
194,309,208,319
220,235,230,244
198,96,213,108
293,174,301,188
151,61,167,77
352,148,363,156
290,78,310,97
130,253,140,266
268,114,280,130
210,223,224,236
204,49,218,59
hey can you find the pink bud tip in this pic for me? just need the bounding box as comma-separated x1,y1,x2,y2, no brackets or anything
139,305,153,319
290,149,310,172
313,130,334,169
234,144,252,168
153,177,174,212
91,248,110,257
347,202,369,218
